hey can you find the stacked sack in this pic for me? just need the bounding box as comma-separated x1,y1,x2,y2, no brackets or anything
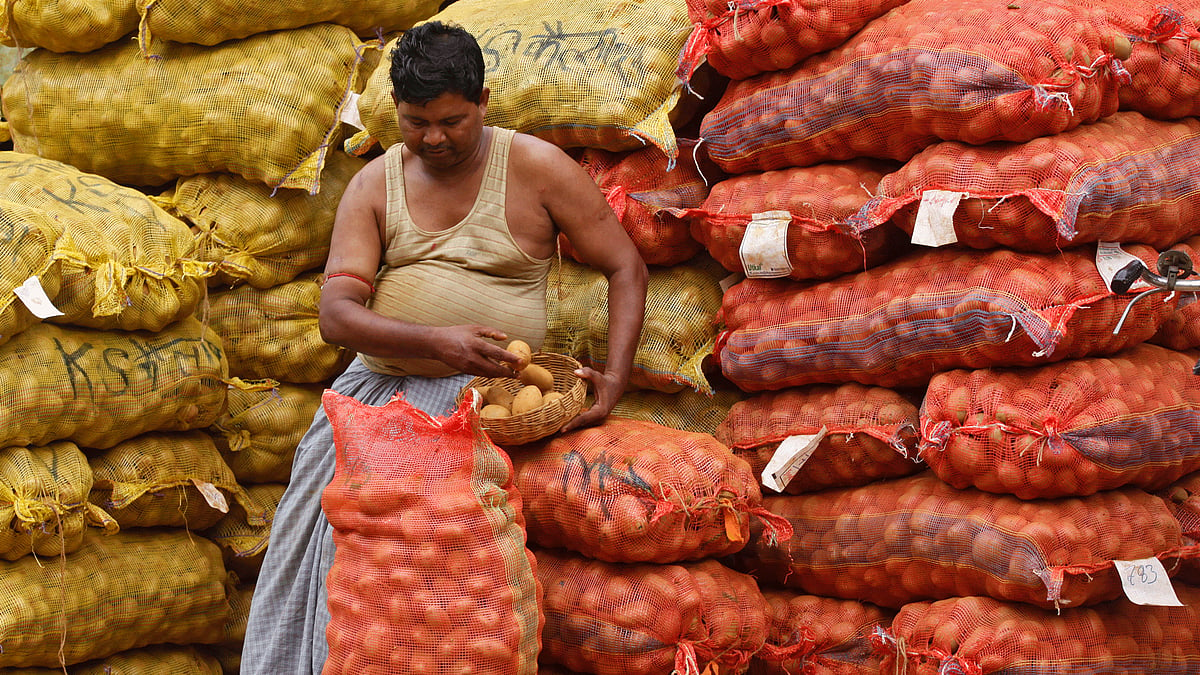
680,0,1200,670
0,3,446,670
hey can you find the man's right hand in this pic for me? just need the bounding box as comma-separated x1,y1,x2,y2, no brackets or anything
433,324,524,378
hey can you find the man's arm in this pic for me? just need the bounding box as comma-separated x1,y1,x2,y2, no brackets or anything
318,159,522,378
528,142,649,432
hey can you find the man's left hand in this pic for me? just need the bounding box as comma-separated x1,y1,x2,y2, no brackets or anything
560,366,624,433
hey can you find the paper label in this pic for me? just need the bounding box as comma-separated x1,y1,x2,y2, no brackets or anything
761,427,827,493
719,272,743,294
190,479,230,513
1112,557,1183,606
739,210,793,278
339,92,365,130
13,275,63,319
1096,242,1152,292
911,190,964,247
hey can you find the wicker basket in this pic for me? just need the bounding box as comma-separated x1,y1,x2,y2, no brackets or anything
459,352,587,446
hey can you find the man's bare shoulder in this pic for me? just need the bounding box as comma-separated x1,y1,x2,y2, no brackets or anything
507,132,577,178
340,152,388,205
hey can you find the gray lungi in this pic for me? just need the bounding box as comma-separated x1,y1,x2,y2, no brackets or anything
241,358,472,675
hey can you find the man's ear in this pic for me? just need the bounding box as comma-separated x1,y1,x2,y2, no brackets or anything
479,87,490,113
391,90,399,107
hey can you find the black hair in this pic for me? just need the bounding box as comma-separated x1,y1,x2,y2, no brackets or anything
389,21,485,105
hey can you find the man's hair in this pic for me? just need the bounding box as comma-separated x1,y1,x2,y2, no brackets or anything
389,21,485,105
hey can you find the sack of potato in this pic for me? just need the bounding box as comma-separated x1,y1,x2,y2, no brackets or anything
460,340,585,446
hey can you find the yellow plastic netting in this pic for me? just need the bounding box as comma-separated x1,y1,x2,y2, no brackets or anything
608,386,745,435
354,0,690,160
154,150,366,290
137,0,440,47
545,256,721,394
0,152,213,331
88,431,264,531
0,198,62,347
1,0,139,52
208,272,353,384
210,378,323,484
0,317,228,450
3,645,225,674
0,441,116,561
0,529,229,669
1,23,364,192
204,482,283,581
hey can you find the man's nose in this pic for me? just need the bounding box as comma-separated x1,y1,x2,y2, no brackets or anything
425,126,446,145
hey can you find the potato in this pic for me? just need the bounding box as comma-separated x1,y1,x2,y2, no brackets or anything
542,392,564,407
518,364,555,393
480,404,511,420
482,385,515,409
506,340,532,370
511,386,543,416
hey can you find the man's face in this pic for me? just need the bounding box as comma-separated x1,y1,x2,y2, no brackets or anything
395,88,489,170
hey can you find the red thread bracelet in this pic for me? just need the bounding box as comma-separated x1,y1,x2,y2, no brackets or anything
324,272,376,294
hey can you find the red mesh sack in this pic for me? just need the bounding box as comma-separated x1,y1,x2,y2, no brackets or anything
321,390,542,675
683,160,909,282
536,548,769,675
1150,236,1200,350
726,473,1184,610
753,591,895,675
860,112,1200,251
716,244,1172,390
1097,0,1200,120
920,343,1200,498
559,141,709,267
875,590,1200,674
677,0,911,80
698,0,1128,174
511,417,789,563
715,384,923,494
1160,470,1200,585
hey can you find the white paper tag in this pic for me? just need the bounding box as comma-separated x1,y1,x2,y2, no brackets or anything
1112,557,1183,606
719,272,743,294
1096,242,1152,292
761,427,827,493
739,211,793,278
910,190,964,247
190,479,230,514
339,92,365,130
13,275,63,319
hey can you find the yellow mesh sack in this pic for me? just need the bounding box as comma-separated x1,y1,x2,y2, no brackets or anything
137,0,441,47
88,431,265,531
211,378,323,484
608,386,745,435
208,272,353,384
204,482,283,581
154,150,367,289
0,198,63,347
0,529,229,669
355,0,691,159
0,152,214,331
210,581,253,675
1,23,364,192
0,0,139,52
0,441,117,561
0,317,228,450
2,645,225,674
545,256,721,394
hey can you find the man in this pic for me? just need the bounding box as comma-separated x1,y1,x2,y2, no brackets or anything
241,20,648,675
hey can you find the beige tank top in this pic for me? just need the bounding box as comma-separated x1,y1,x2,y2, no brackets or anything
359,127,552,377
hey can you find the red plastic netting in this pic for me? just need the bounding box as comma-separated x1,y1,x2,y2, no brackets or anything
1160,470,1200,585
1150,236,1200,350
920,343,1200,498
716,244,1172,390
1092,0,1200,119
677,0,912,81
726,473,1185,610
699,0,1129,173
321,390,542,675
559,141,710,267
753,591,895,675
511,417,789,563
714,384,923,494
875,590,1200,674
535,548,769,675
684,159,909,281
858,112,1200,251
